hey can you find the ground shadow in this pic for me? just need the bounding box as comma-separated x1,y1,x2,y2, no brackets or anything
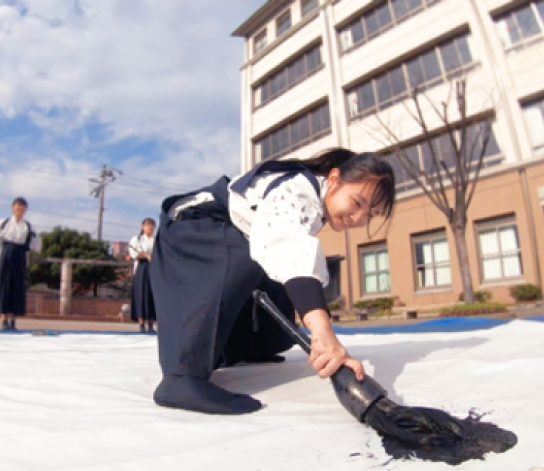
211,335,487,402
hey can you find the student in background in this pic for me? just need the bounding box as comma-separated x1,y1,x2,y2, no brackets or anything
0,197,41,331
129,218,156,333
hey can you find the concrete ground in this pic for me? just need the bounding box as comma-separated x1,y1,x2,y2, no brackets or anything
11,303,544,333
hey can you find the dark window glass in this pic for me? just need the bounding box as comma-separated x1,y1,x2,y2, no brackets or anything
311,107,324,134
278,127,289,153
392,0,409,19
456,35,472,65
276,70,287,94
271,131,281,156
365,10,380,38
322,103,331,130
301,0,319,17
290,119,301,146
299,114,310,142
406,0,423,10
351,20,365,44
260,137,271,160
376,74,392,104
276,11,292,36
440,41,461,73
260,83,269,103
421,137,439,174
307,47,321,71
407,57,424,89
295,56,306,81
270,74,279,96
389,66,407,97
287,61,297,86
359,82,376,112
515,5,540,39
376,2,393,29
421,49,441,82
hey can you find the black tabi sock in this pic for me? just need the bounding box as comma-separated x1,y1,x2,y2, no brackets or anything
153,375,263,415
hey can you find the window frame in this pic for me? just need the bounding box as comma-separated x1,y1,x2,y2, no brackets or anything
253,44,324,110
253,28,268,55
301,0,319,18
358,243,391,296
253,101,331,162
346,33,477,121
494,1,544,53
476,216,523,283
276,9,292,37
338,0,441,55
412,231,452,291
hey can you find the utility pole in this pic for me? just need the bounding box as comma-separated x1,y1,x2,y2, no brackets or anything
89,165,121,240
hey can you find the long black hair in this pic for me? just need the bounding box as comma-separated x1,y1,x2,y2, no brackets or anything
286,148,396,219
139,217,156,237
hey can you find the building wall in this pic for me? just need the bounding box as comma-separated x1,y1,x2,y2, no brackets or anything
235,0,544,308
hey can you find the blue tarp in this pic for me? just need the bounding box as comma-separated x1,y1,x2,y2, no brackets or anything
4,315,543,336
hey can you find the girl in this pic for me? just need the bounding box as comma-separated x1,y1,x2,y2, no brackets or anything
129,218,157,333
0,197,41,331
150,148,395,415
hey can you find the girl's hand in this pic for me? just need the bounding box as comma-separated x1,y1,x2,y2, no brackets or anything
304,309,365,380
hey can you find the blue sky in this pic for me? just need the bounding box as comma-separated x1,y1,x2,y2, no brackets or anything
0,0,264,243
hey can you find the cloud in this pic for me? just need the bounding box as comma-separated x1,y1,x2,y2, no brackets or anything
0,0,264,242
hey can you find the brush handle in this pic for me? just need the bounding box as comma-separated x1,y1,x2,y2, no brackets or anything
253,290,312,354
253,289,388,423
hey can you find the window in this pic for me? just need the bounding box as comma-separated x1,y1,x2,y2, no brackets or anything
477,217,522,281
338,0,440,53
324,255,343,303
522,98,544,150
254,44,323,108
381,119,502,193
301,0,319,18
276,10,292,37
253,102,331,161
347,33,476,119
254,29,267,54
495,1,544,51
413,232,451,289
359,245,391,295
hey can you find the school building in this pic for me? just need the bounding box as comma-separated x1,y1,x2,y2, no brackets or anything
232,0,544,310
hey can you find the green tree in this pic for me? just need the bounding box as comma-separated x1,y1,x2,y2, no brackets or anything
29,226,117,295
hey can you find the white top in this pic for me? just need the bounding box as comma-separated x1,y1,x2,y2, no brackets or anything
129,234,155,271
0,217,41,254
169,172,330,287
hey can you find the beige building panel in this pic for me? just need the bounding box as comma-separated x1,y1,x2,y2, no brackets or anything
251,71,329,137
339,3,466,88
331,0,372,27
507,48,544,101
250,17,322,84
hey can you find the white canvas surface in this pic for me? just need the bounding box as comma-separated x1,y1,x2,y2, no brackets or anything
1,320,543,471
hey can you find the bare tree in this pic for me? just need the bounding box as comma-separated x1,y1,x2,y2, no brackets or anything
366,78,495,304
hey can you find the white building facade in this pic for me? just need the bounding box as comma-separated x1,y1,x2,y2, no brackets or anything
233,0,544,310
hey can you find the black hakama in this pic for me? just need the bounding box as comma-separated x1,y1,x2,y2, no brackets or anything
149,176,295,380
0,242,28,316
130,259,156,322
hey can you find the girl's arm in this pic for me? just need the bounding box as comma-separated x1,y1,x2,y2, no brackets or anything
303,308,365,380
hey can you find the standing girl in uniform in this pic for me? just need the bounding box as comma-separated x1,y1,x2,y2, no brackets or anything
129,218,156,333
0,197,41,331
150,148,395,415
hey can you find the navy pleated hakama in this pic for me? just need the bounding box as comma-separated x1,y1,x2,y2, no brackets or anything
150,176,296,379
130,259,156,322
0,241,28,316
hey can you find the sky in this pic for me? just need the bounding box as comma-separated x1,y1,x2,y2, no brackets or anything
0,0,264,244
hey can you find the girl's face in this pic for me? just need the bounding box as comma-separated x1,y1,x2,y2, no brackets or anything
142,221,155,237
324,169,385,232
12,202,27,221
